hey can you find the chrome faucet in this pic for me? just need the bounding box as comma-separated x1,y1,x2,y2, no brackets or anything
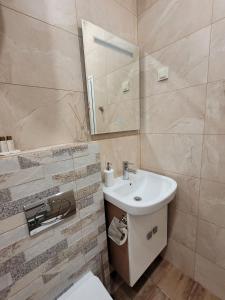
122,161,137,180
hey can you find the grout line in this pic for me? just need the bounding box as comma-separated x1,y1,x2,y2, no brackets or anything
139,79,225,99
170,204,198,218
140,23,212,60
140,132,225,136
140,132,204,135
0,3,79,37
74,0,79,35
195,250,225,274
193,3,214,279
113,0,137,17
139,83,207,98
136,0,140,50
137,0,141,171
198,215,225,231
0,81,84,93
140,132,225,135
75,2,138,45
169,234,198,257
139,164,201,180
172,204,225,230
0,222,27,237
140,161,225,186
137,0,159,18
211,13,225,26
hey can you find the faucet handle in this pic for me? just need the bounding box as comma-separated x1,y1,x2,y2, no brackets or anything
123,161,133,168
123,161,133,165
123,161,128,167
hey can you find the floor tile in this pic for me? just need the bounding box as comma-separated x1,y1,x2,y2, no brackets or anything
188,283,221,300
134,278,169,300
111,259,221,300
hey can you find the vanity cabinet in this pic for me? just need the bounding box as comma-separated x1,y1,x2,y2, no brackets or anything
105,201,168,286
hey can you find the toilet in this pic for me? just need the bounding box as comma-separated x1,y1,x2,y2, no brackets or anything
58,272,112,300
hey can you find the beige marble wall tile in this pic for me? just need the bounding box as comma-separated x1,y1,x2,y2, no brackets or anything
209,18,225,82
200,179,225,228
138,0,225,296
152,169,199,216
141,85,206,134
195,254,225,300
76,0,137,44
137,0,158,16
0,84,88,150
168,172,200,216
0,6,83,91
141,133,203,177
215,227,225,269
138,0,212,55
201,135,225,183
98,134,140,177
168,208,197,250
0,0,78,34
195,226,225,272
115,0,137,15
213,0,225,23
196,220,217,262
163,238,195,278
140,27,210,97
205,81,225,134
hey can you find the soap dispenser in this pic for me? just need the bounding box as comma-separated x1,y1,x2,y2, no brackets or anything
104,162,114,187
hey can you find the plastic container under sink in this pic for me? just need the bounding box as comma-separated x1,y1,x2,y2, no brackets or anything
57,272,112,300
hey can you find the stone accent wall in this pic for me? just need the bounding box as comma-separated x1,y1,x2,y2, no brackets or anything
0,142,109,300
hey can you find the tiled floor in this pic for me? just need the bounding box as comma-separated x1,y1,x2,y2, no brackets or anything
111,258,221,300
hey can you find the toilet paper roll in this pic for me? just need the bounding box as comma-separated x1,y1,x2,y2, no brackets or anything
108,217,128,246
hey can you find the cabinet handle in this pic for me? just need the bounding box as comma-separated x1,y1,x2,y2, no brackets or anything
153,226,158,234
146,231,152,240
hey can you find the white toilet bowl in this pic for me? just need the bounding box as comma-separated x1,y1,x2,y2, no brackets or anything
58,272,112,300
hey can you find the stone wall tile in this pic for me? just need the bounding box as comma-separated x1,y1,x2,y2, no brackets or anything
1,186,59,220
0,189,12,204
18,156,40,169
0,143,105,299
0,167,44,190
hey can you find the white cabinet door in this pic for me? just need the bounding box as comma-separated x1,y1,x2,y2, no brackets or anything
128,206,168,286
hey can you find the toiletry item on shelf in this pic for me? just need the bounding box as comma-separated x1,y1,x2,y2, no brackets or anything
6,136,15,151
104,162,114,187
0,136,20,156
0,136,8,152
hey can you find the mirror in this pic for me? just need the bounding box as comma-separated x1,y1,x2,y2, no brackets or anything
82,20,140,135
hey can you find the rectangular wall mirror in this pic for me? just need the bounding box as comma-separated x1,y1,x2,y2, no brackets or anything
82,20,140,135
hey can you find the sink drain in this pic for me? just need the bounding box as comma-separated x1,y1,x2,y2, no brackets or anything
134,196,142,201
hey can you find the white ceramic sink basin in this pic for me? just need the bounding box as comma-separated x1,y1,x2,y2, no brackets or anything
103,169,177,215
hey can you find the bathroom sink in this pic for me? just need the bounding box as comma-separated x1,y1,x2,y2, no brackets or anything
103,169,177,215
